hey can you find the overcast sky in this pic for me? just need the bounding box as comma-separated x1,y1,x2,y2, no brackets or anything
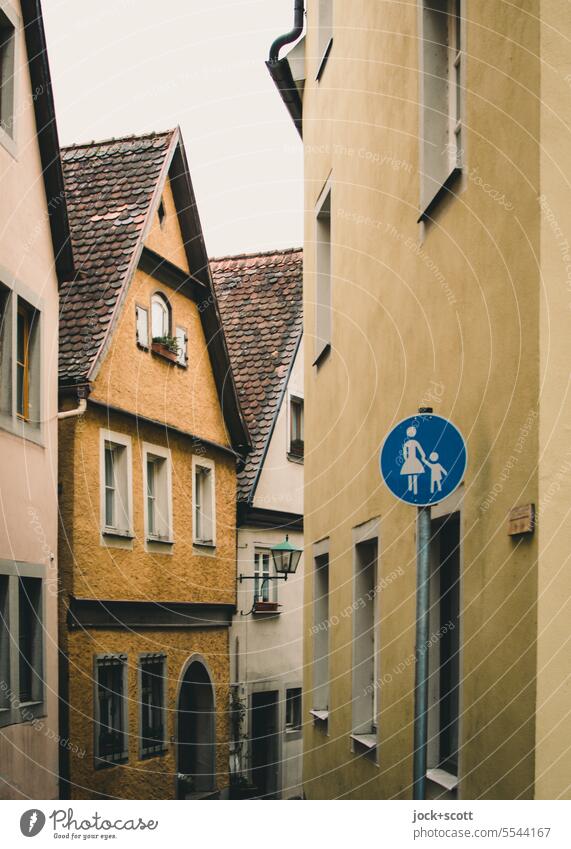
43,0,303,258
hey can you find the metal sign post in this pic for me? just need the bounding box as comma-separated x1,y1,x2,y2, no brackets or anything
413,504,431,800
380,409,467,801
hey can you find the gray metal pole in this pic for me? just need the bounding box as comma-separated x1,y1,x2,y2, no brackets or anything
413,504,431,800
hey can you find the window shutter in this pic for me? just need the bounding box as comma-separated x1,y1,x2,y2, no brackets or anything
176,326,187,366
136,306,149,348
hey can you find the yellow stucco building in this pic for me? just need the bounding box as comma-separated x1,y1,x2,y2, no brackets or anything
57,129,249,799
268,0,571,799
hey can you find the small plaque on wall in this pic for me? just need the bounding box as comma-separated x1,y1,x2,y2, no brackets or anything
507,503,535,536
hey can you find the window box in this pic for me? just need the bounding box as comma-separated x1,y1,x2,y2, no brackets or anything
151,340,178,363
253,600,279,614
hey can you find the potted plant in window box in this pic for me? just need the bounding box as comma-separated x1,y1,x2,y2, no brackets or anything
151,335,179,363
253,599,279,613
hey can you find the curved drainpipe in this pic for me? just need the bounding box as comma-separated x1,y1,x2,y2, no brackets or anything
269,0,305,63
266,0,305,138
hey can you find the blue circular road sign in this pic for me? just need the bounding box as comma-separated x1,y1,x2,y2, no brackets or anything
380,414,467,507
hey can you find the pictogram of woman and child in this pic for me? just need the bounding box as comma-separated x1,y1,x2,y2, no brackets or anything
400,426,447,496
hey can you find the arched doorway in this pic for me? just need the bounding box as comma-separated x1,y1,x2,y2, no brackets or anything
176,656,216,799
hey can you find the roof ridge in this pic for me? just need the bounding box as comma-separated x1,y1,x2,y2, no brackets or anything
209,246,302,263
62,128,176,152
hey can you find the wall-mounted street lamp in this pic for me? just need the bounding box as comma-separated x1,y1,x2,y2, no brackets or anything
239,535,302,616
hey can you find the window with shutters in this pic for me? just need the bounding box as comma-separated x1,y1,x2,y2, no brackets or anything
94,654,128,766
139,653,167,758
192,457,216,547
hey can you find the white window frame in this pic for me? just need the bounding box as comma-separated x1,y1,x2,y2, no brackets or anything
192,456,216,547
0,0,18,158
314,180,332,366
253,548,277,604
99,429,133,538
151,291,171,341
142,442,173,545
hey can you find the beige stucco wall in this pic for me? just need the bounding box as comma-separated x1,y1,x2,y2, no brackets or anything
535,0,571,801
302,0,540,799
0,0,60,799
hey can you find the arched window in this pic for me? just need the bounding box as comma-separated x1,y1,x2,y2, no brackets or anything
151,292,170,340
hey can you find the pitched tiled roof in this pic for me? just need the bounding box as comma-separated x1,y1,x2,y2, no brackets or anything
59,130,174,384
211,248,303,502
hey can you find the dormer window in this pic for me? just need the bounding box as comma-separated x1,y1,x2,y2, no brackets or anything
151,292,170,339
